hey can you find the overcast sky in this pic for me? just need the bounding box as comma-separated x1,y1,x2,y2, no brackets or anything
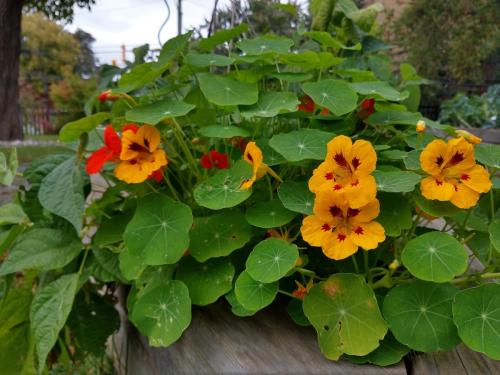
65,0,231,65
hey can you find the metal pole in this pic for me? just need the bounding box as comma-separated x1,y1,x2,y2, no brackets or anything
177,0,182,35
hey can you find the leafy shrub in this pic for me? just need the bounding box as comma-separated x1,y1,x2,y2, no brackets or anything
440,84,500,128
1,1,499,372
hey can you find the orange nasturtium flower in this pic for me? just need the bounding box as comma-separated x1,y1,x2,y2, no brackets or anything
301,192,385,260
420,137,492,209
240,142,280,190
309,135,377,208
114,125,168,184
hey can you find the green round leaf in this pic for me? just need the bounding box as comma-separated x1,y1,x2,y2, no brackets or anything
402,232,468,283
119,249,146,281
489,219,500,251
271,72,313,82
225,290,257,317
277,181,315,215
301,80,358,116
287,299,310,326
245,199,296,229
185,52,235,67
452,283,500,360
383,281,460,352
350,81,408,101
198,73,258,106
126,100,195,124
0,228,81,276
373,170,421,193
176,257,234,306
193,160,253,210
130,280,191,347
269,129,334,161
344,332,409,367
246,238,298,283
475,143,500,169
199,24,248,52
123,193,193,266
234,271,278,311
190,210,251,262
240,92,299,118
303,274,387,359
376,193,412,237
365,110,421,126
256,139,286,166
403,149,421,170
199,125,250,138
237,36,294,55
59,112,110,142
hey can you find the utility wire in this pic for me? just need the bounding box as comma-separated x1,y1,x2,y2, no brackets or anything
158,0,171,46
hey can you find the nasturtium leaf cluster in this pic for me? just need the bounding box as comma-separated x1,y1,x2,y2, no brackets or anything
2,3,500,371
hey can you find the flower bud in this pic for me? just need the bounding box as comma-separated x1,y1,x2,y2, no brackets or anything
389,259,400,271
456,129,481,144
416,120,426,133
98,90,120,102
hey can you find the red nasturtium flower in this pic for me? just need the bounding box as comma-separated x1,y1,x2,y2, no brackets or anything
200,150,230,169
86,125,121,174
358,98,375,119
298,95,315,112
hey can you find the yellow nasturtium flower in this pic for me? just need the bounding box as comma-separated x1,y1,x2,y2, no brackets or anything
301,191,385,260
240,142,280,190
308,135,377,208
420,137,491,208
114,125,168,184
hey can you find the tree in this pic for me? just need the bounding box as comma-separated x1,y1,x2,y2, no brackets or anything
392,0,500,85
73,29,97,77
196,0,307,39
0,0,95,140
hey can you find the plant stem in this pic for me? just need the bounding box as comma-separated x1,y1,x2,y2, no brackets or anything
278,289,301,300
351,255,360,274
363,251,372,283
451,272,500,285
78,248,90,275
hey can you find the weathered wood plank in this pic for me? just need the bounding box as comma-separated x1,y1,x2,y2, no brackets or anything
126,300,407,375
409,345,500,375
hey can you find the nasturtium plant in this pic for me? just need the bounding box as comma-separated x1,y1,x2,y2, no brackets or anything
1,1,499,372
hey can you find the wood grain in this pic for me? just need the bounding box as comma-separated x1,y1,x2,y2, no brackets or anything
126,300,407,375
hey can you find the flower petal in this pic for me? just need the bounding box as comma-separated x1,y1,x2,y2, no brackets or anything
342,175,378,209
301,215,332,247
350,198,380,223
350,221,386,250
326,135,352,174
450,181,480,209
460,165,492,194
420,176,455,201
103,125,121,156
86,147,113,174
420,139,448,175
313,191,347,224
322,228,358,260
350,139,377,176
308,161,336,193
114,160,149,184
138,124,161,152
444,137,475,176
